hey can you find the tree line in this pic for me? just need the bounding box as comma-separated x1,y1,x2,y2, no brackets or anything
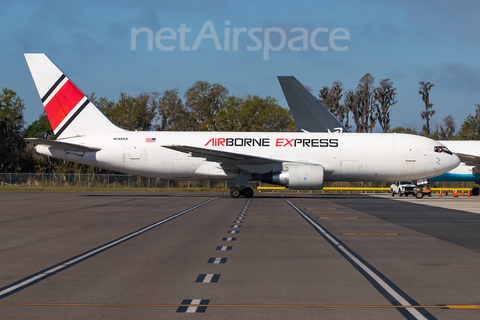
317,73,397,133
318,74,480,140
1,77,480,174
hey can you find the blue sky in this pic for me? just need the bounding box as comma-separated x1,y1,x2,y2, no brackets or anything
1,0,479,132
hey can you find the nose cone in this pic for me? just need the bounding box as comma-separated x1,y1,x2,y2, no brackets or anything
450,154,461,170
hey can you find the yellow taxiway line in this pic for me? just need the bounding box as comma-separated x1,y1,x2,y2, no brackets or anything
317,217,359,219
0,302,478,309
341,233,400,236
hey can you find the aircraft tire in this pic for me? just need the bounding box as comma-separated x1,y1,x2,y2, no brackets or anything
243,187,254,198
472,187,480,196
230,187,241,198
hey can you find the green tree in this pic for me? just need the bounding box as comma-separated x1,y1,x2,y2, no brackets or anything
419,81,435,135
116,92,156,131
435,115,456,140
375,78,397,133
318,80,347,126
90,92,117,122
215,96,243,131
342,89,356,130
24,111,53,139
390,126,418,135
153,89,194,131
458,115,478,140
318,86,330,108
0,88,29,172
475,103,480,134
457,104,480,140
349,73,377,132
216,95,296,132
92,92,156,131
185,81,229,131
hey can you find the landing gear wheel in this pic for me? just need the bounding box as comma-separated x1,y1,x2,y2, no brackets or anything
230,187,241,198
243,187,254,198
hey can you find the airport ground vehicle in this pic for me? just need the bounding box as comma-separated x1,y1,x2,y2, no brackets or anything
415,184,431,198
391,181,416,197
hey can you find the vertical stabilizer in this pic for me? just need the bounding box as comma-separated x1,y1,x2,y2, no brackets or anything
278,76,348,133
24,53,122,139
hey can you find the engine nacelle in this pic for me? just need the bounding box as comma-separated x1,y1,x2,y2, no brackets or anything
258,163,324,190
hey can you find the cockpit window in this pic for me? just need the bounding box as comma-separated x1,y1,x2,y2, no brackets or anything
443,147,452,154
434,146,453,155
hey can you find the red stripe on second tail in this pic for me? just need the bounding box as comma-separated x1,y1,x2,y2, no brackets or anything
44,80,84,131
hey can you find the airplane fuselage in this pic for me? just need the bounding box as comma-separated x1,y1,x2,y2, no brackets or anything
36,131,459,182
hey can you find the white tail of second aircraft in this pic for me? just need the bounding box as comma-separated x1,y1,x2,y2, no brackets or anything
24,53,122,139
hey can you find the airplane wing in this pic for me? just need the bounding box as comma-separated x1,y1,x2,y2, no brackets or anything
162,145,282,165
277,76,348,133
25,138,101,152
455,153,480,167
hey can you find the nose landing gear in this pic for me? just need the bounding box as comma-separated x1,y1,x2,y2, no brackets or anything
230,186,254,198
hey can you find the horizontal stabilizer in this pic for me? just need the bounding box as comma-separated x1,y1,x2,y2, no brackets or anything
25,138,101,153
278,76,348,133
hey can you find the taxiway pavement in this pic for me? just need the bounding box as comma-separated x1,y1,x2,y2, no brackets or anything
1,191,479,319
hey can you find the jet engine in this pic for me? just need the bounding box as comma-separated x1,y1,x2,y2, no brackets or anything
256,163,324,190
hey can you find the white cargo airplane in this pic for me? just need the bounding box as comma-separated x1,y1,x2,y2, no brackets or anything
278,76,480,184
24,54,460,198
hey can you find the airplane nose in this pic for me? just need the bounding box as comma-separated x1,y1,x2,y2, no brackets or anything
451,154,461,169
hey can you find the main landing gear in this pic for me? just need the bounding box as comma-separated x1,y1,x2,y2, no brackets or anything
230,186,254,198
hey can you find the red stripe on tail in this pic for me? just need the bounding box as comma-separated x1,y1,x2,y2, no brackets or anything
44,80,84,131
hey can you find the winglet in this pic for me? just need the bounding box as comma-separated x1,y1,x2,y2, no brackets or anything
277,76,348,133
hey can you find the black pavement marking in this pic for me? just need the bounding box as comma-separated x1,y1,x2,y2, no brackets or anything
208,258,227,264
216,246,232,251
176,299,210,313
195,274,220,283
